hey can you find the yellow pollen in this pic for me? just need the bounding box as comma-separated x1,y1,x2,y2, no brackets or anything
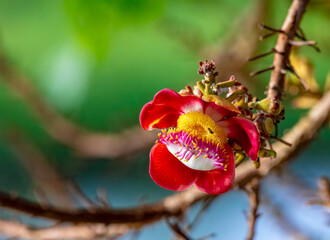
177,111,227,146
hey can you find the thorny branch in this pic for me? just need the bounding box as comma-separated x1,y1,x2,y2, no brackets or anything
267,0,310,102
244,178,260,240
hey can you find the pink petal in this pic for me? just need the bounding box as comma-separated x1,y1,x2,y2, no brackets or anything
140,89,204,130
195,145,235,194
149,143,200,191
217,117,260,160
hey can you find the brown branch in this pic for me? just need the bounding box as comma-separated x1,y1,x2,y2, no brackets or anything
317,176,330,202
249,66,274,77
262,195,311,239
288,39,317,47
258,24,285,40
267,0,310,102
308,176,330,208
7,131,76,209
166,218,192,240
68,181,98,209
295,28,321,52
0,220,130,240
212,0,267,83
248,49,274,62
244,178,260,240
259,24,285,34
187,196,216,230
0,91,329,227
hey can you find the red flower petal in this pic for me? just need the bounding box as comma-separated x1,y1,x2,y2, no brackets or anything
140,89,240,130
217,117,260,160
195,145,235,194
140,104,181,130
149,143,200,191
140,89,204,130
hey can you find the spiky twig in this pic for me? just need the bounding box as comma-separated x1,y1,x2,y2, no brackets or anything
268,0,311,103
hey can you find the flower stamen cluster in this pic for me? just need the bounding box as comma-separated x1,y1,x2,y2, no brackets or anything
156,129,229,171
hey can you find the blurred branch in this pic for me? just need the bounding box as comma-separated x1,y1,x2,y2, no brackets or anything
308,176,330,209
187,196,217,230
243,178,260,240
0,91,329,228
166,218,192,240
7,131,76,209
0,220,129,240
262,194,311,240
212,0,268,83
267,0,310,102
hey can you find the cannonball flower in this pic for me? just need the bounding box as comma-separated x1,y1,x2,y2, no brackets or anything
140,89,260,194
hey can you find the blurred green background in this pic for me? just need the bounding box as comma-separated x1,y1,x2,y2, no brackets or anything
0,0,329,239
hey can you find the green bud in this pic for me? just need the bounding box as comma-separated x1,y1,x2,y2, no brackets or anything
264,117,275,135
216,79,236,88
197,81,205,95
253,158,260,169
255,98,271,112
235,152,246,167
258,149,276,158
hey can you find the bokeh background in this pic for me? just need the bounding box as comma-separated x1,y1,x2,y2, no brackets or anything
0,0,329,239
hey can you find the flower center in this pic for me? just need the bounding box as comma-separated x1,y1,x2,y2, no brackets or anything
157,112,230,171
177,111,227,145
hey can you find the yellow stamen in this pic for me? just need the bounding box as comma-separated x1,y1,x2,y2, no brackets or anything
176,111,227,146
